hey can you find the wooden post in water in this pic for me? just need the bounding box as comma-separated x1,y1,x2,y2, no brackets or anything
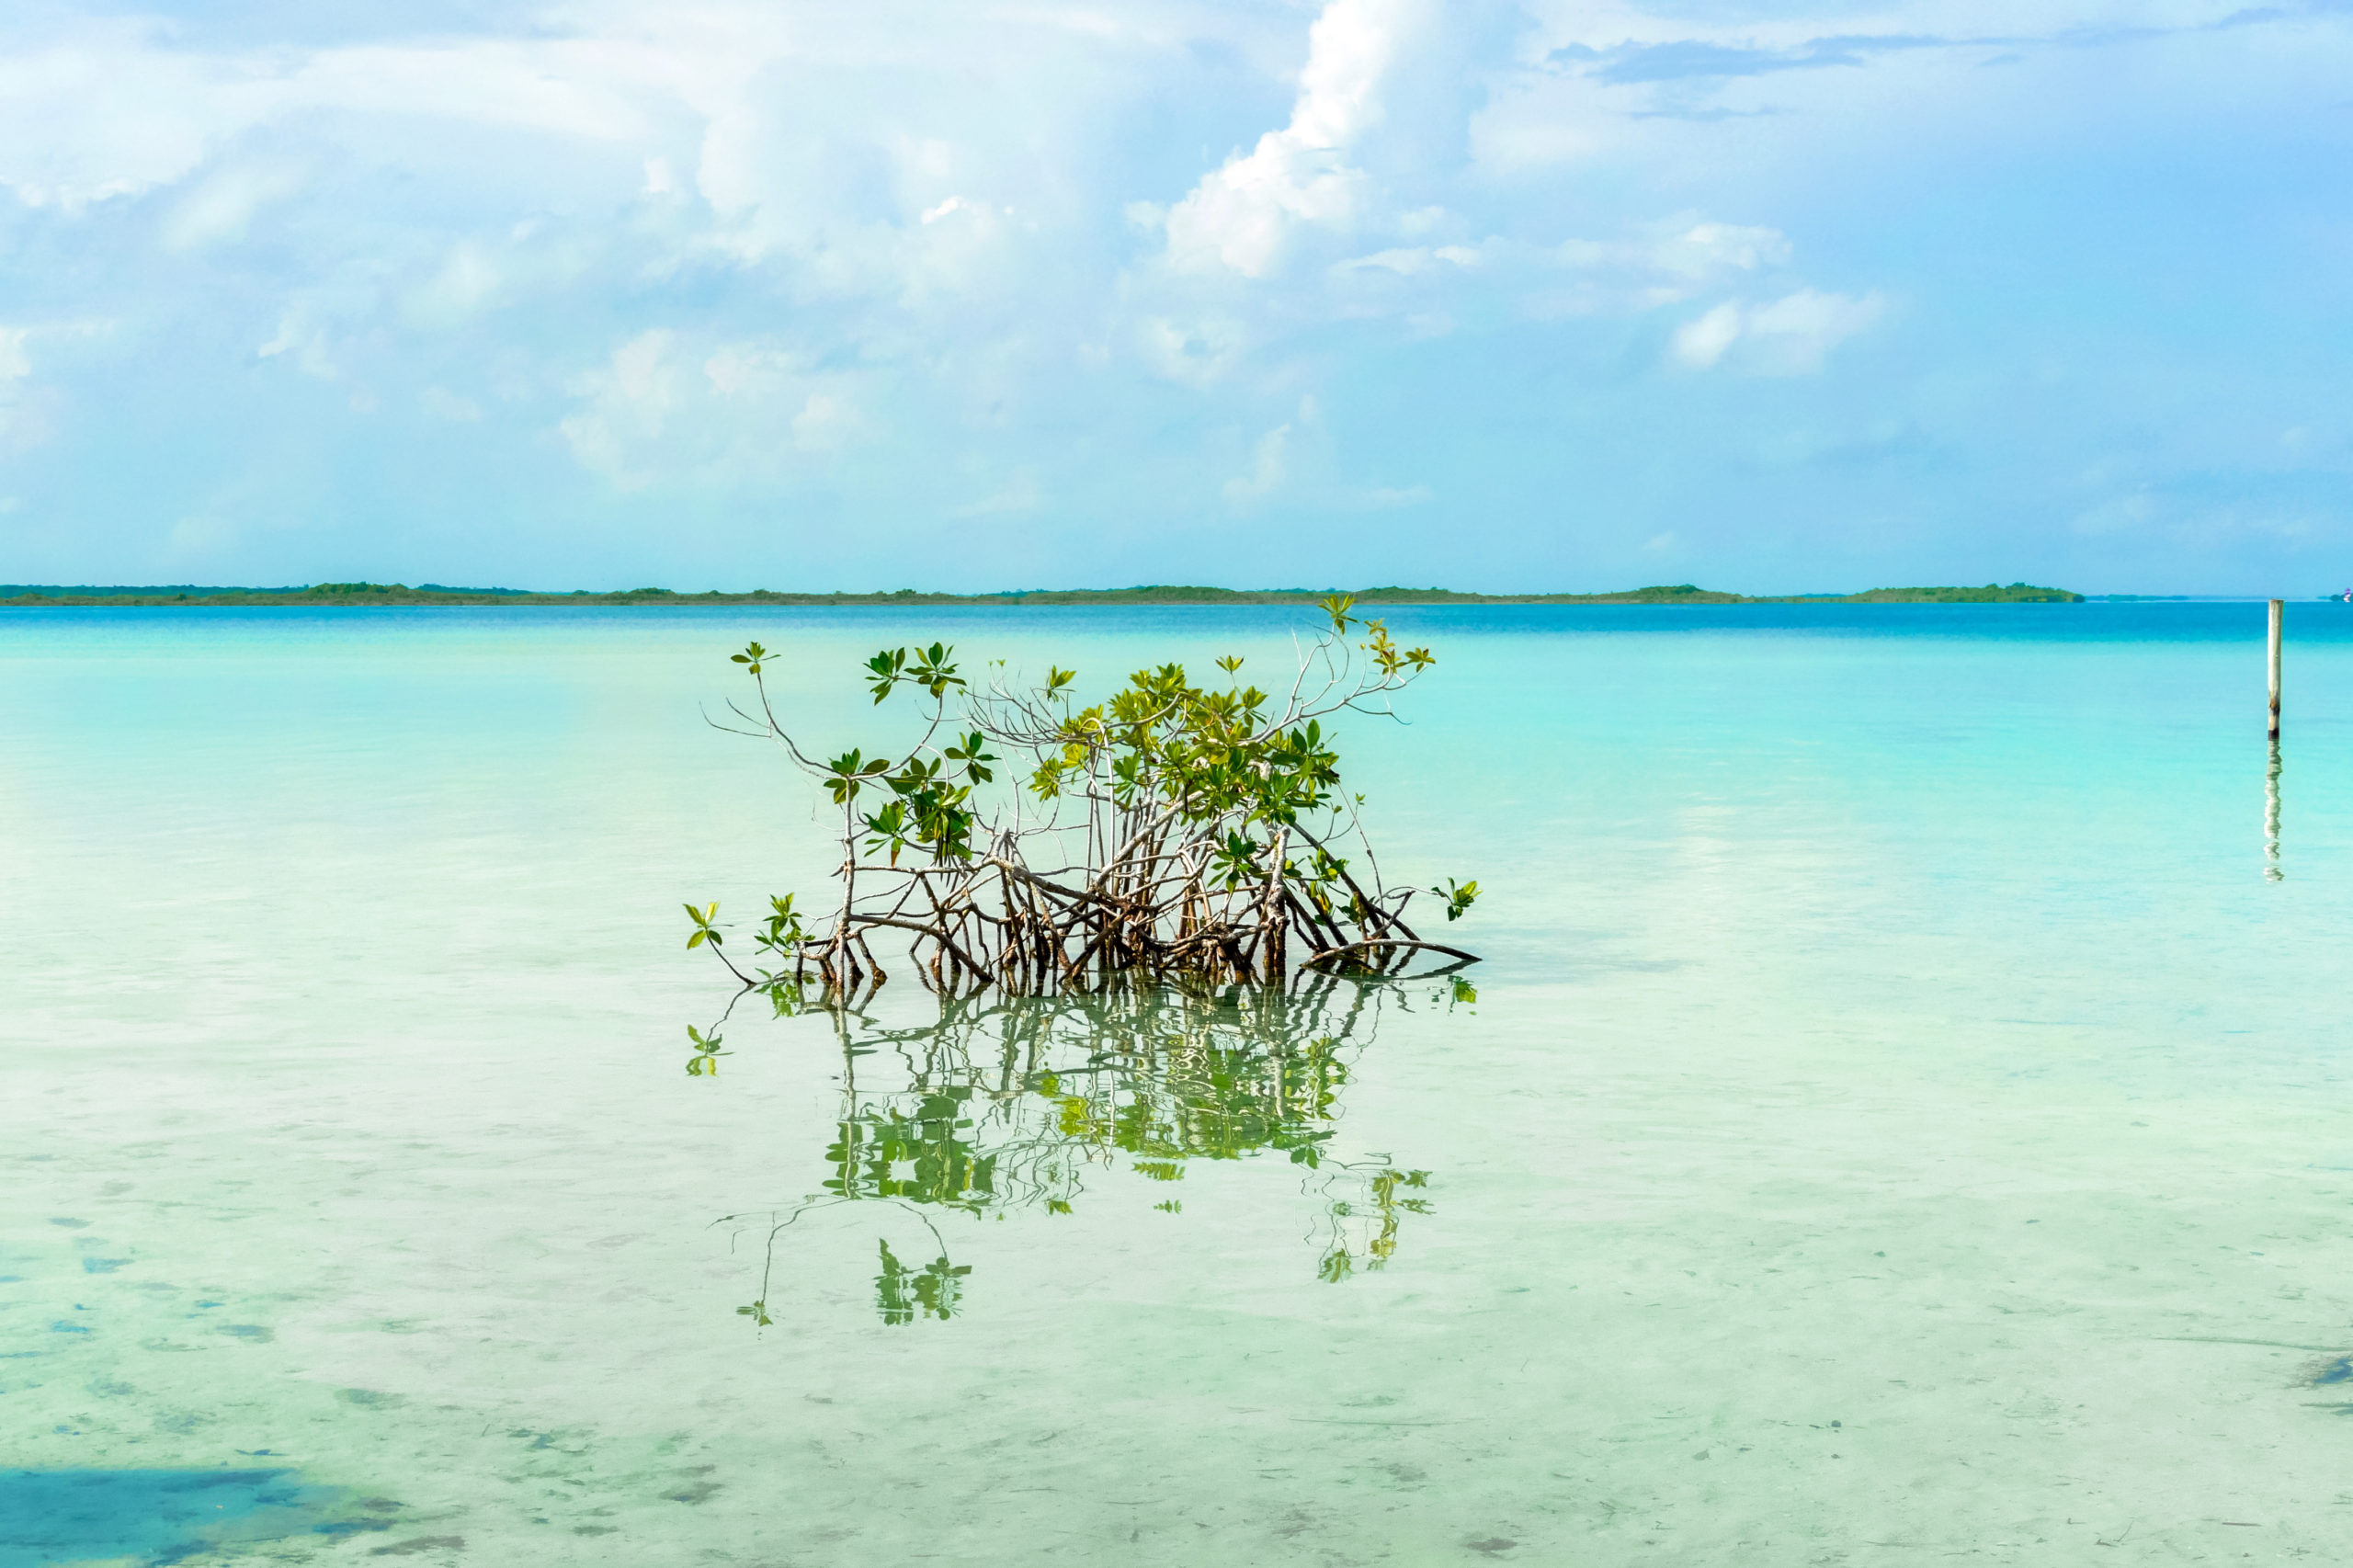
2268,599,2284,739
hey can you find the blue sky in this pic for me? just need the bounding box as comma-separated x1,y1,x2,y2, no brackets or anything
4,0,2352,594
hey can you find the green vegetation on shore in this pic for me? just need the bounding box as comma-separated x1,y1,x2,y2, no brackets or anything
1,580,2086,608
1816,584,2086,604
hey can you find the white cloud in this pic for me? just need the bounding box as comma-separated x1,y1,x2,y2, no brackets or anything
1671,301,1744,369
700,343,799,398
0,28,666,211
564,329,870,488
561,329,683,487
1223,420,1291,504
256,305,347,381
19,0,2313,585
0,0,1881,430
1651,223,1791,281
406,243,503,324
0,36,235,208
1671,290,1884,374
1320,218,1794,332
0,327,52,451
1160,0,1437,277
1534,221,1792,316
790,393,859,453
160,160,307,250
0,321,118,455
1333,243,1487,278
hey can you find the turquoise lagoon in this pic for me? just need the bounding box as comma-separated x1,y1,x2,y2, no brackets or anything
4,602,2352,1563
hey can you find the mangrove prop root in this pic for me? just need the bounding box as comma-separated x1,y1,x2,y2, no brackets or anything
693,599,1480,1001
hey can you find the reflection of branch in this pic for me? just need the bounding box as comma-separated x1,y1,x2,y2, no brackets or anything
705,974,1464,1324
720,1196,961,1328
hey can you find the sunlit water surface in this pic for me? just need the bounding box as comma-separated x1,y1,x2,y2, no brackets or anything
6,603,2353,1565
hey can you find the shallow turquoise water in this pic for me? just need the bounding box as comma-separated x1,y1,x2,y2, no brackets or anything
5,603,2353,1564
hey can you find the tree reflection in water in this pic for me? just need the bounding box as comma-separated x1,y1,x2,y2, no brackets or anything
707,971,1472,1327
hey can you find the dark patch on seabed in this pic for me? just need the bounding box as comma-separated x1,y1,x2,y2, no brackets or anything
0,1468,397,1567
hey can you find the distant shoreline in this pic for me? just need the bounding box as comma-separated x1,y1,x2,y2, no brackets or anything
2,581,2091,608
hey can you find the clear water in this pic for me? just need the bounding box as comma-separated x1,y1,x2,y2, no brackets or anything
5,603,2352,1563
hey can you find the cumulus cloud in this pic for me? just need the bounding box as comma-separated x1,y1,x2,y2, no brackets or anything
562,328,871,490
1333,243,1487,278
160,160,309,250
1159,0,1438,277
1223,419,1292,505
1670,290,1885,374
790,392,860,454
1520,220,1794,316
257,304,348,381
0,27,668,211
562,329,682,487
0,326,68,452
0,36,233,208
0,0,1863,408
405,243,504,324
1,0,2331,585
1646,222,1792,282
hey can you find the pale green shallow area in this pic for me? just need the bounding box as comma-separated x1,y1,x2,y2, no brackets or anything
4,603,2352,1565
